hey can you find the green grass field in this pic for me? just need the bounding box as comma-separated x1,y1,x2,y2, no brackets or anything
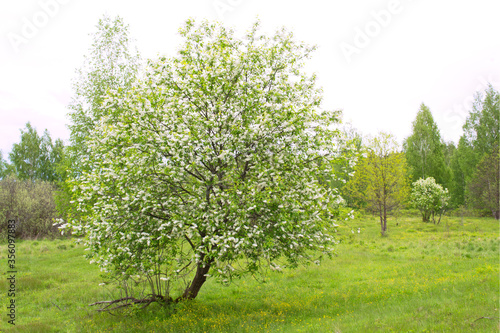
1,215,498,332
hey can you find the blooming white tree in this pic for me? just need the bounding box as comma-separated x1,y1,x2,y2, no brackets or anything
66,20,345,308
410,177,450,223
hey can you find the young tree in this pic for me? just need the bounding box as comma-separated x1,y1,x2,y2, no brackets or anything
450,85,499,207
60,15,141,224
9,123,62,182
467,85,499,158
467,148,499,219
65,20,344,307
410,177,450,223
9,122,41,181
403,104,449,187
68,15,140,161
345,132,409,236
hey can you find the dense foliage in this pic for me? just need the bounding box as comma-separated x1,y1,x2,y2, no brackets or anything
449,85,499,210
466,149,499,219
0,175,60,239
8,122,64,182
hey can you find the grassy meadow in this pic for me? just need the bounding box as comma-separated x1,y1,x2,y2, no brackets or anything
1,215,498,332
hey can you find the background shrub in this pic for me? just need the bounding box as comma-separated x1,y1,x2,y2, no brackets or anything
0,175,61,239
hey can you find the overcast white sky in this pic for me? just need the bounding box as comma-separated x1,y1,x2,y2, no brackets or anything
1,0,499,158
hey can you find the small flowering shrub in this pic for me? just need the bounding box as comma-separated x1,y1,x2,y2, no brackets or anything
64,20,346,306
410,177,449,223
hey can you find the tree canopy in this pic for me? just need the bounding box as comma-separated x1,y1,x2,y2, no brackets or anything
462,85,499,158
450,85,499,207
9,122,63,182
65,19,345,306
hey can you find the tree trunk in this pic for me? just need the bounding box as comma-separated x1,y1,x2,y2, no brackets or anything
178,259,212,301
422,211,430,222
383,204,387,235
380,210,385,236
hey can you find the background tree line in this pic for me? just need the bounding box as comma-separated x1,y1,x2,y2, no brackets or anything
1,15,498,244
